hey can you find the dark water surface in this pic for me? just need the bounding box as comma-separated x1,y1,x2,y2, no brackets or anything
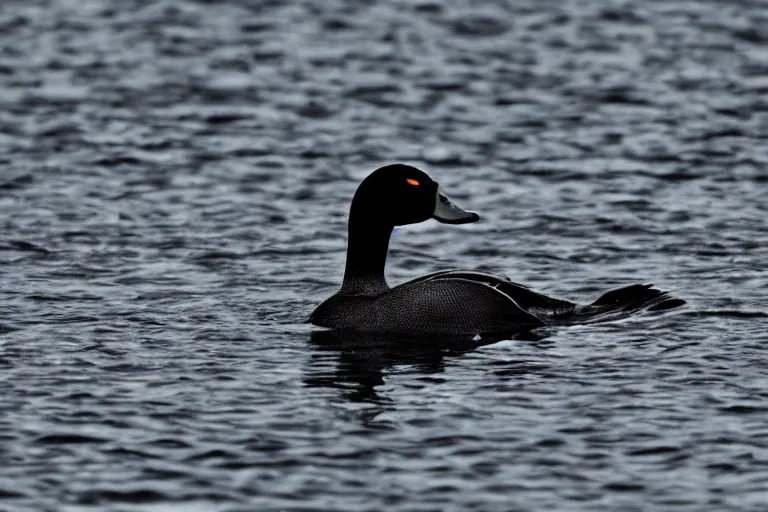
1,0,767,510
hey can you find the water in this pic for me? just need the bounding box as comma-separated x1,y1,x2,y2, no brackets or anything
1,0,767,510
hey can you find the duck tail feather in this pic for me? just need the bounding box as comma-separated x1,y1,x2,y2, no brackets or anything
591,283,659,306
575,283,686,321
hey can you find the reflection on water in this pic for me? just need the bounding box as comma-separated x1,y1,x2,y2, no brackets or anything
305,328,553,403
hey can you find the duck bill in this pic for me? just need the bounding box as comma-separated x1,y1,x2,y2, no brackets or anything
431,190,480,224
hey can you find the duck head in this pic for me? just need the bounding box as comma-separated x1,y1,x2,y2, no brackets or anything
350,164,479,227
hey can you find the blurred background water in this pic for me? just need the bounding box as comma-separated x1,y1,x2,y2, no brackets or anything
0,0,767,510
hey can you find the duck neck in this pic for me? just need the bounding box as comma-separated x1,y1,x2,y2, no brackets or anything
340,216,393,295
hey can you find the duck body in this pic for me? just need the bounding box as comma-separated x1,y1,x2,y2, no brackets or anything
311,271,546,336
310,164,683,338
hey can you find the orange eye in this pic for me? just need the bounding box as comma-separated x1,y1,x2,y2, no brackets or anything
406,178,420,186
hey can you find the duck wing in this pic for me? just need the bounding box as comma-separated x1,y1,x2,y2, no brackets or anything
405,270,576,315
408,270,683,325
382,275,546,336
